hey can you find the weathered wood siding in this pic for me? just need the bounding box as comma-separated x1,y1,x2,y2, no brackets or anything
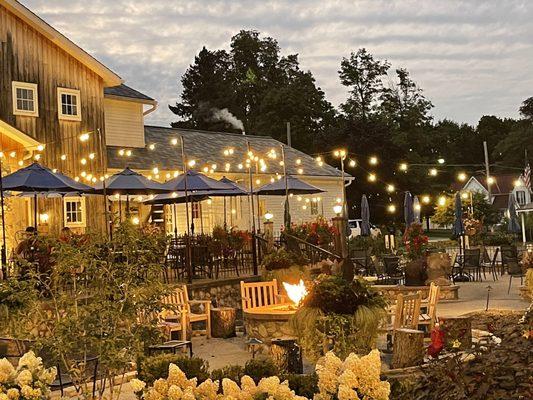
104,98,145,147
0,4,107,236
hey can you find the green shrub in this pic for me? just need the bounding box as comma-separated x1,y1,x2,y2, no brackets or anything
210,364,245,383
282,373,318,397
260,248,307,271
348,234,387,257
138,354,209,384
243,358,279,383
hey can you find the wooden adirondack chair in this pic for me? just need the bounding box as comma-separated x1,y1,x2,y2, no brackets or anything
419,283,440,331
163,285,211,338
240,279,281,311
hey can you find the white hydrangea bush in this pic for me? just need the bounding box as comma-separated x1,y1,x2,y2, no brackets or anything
314,350,390,400
132,349,390,400
0,351,57,400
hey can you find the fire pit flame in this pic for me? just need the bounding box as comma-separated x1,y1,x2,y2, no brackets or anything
283,279,308,305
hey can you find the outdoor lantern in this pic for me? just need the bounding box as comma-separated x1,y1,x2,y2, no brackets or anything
39,213,49,224
333,204,343,216
264,211,273,221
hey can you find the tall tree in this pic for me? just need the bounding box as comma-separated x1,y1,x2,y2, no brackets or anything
338,48,390,120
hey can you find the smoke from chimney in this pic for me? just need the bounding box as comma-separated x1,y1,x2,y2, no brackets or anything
210,108,244,131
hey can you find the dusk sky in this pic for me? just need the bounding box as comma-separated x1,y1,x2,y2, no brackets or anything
22,0,533,128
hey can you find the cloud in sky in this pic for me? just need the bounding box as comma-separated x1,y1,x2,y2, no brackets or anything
21,0,533,127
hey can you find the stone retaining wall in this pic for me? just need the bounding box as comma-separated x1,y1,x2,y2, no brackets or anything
187,275,260,311
372,284,460,300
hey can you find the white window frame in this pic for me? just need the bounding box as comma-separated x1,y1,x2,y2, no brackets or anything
310,201,319,215
12,81,39,117
57,87,81,121
516,190,526,205
63,196,86,227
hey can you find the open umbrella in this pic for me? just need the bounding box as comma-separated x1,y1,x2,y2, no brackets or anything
93,167,169,195
507,193,521,234
360,195,371,236
404,191,415,227
204,177,247,229
2,162,93,230
254,176,324,195
162,170,234,192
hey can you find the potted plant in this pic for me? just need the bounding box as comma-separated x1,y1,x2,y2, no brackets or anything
403,223,429,286
290,275,387,361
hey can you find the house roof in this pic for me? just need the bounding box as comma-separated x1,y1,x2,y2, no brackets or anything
492,194,510,210
104,84,155,103
1,0,122,87
461,174,520,195
106,126,348,178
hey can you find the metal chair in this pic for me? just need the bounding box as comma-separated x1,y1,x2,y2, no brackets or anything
481,247,499,281
382,255,404,284
350,249,371,275
500,245,518,276
462,248,481,281
507,261,524,294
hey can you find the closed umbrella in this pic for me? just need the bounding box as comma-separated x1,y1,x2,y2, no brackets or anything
404,191,415,227
452,192,464,237
360,195,371,236
413,196,421,224
507,193,521,234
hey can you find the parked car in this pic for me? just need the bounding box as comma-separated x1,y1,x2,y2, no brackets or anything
348,219,381,238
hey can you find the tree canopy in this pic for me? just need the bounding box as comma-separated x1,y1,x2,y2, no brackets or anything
170,30,532,223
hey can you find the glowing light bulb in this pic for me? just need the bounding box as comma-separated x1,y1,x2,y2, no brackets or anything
422,195,430,204
89,153,95,160
60,154,67,161
152,167,159,174
461,192,469,200
238,163,243,170
149,144,155,150
211,163,217,170
37,144,44,151
34,154,41,161
188,160,196,167
297,168,303,174
369,156,378,165
368,173,376,182
437,158,445,164
255,179,261,185
514,179,522,187
399,163,408,171
81,171,87,177
118,149,125,156
79,133,90,142
9,151,16,158
296,158,301,165
349,159,356,167
386,184,395,192
429,168,438,176
203,166,209,173
487,176,495,185
18,160,23,166
387,204,396,213
126,150,132,157
438,196,446,206
171,138,178,146
81,158,87,165
458,172,467,182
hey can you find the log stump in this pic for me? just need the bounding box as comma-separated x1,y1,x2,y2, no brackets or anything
210,307,236,338
270,337,303,374
392,328,425,369
438,316,472,350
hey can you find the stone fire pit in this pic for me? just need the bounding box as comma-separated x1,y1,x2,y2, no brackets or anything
243,304,297,344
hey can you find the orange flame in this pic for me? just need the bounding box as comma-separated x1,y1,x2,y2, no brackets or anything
282,279,308,305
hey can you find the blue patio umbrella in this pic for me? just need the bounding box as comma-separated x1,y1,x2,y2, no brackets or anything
254,175,324,195
360,195,371,236
93,167,169,195
1,162,93,230
452,192,464,237
206,177,247,229
162,170,234,192
507,193,521,234
404,191,415,227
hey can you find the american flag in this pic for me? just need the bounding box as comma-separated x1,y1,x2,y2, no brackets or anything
522,162,531,190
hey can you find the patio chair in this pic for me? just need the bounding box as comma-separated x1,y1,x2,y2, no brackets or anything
350,249,370,275
419,283,440,332
163,285,211,338
481,247,499,281
507,261,524,294
500,245,518,275
50,356,99,398
382,292,422,350
139,309,188,342
462,248,481,281
240,279,282,311
382,255,404,285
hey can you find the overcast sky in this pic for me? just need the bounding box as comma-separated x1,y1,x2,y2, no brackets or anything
22,0,533,127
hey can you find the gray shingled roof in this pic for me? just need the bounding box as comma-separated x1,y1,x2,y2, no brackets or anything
106,126,346,178
104,84,154,102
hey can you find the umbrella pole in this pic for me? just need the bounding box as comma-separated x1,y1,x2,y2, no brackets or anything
256,194,261,233
119,197,122,223
172,204,177,239
281,145,290,228
199,201,204,234
126,195,130,219
0,158,7,274
180,136,193,283
34,193,38,231
223,196,227,230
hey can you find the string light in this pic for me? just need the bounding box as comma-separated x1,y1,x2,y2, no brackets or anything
437,158,445,164
203,166,209,173
238,163,243,170
349,159,356,167
461,192,469,200
79,133,90,142
81,171,87,177
387,204,396,213
225,163,231,171
399,163,408,171
296,158,301,165
152,167,159,174
126,150,132,157
255,179,261,185
457,172,467,182
188,160,196,167
34,154,41,161
368,173,376,182
149,144,155,150
429,168,438,176
438,196,447,206
171,138,178,146
369,156,378,165
386,184,395,193
9,151,16,158
60,154,67,161
297,168,303,174
514,179,522,187
81,158,87,165
37,144,45,151
315,156,322,163
166,173,171,179
89,153,95,160
17,160,23,167
118,149,125,156
173,171,180,177
211,163,217,170
487,176,495,185
52,168,57,173
422,195,430,204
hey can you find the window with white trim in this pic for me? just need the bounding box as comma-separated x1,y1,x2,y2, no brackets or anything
310,200,319,215
12,82,38,117
63,197,86,227
191,202,201,219
516,190,526,205
57,88,81,121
